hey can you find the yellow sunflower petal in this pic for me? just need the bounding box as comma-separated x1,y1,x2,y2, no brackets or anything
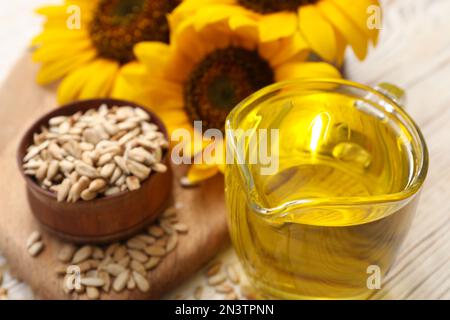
186,164,220,184
36,49,96,84
261,33,310,67
57,62,96,104
78,59,120,99
317,1,368,60
31,29,88,46
259,12,298,43
298,5,337,62
331,0,380,45
275,62,341,81
32,39,92,62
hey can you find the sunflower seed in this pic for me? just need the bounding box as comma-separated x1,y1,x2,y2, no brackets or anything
194,286,203,300
35,161,48,181
227,265,240,284
126,160,151,180
144,257,161,270
58,243,77,262
136,234,156,245
100,163,116,178
75,161,98,179
207,262,222,277
113,245,127,262
165,233,178,252
86,286,100,300
215,284,233,294
113,270,129,292
105,243,120,257
28,241,44,257
126,237,147,250
130,260,146,275
173,223,189,233
147,225,164,238
81,189,97,201
49,116,68,126
118,256,131,268
104,186,121,196
208,272,227,286
98,271,111,292
144,245,166,257
105,263,126,277
26,231,41,248
128,249,148,263
125,176,140,191
152,163,167,173
133,271,150,293
88,178,106,192
72,245,92,264
127,275,136,290
80,277,104,287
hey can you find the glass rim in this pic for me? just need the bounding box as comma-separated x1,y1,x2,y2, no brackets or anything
225,78,429,215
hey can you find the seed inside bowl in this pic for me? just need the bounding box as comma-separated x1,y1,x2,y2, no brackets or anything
22,104,168,202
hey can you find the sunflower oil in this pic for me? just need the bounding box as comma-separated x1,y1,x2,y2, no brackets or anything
225,91,417,299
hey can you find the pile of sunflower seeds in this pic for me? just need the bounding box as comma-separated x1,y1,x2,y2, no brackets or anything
50,206,187,299
22,104,168,202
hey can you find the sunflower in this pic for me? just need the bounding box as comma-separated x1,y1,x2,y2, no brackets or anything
113,19,341,184
169,0,380,66
32,0,180,104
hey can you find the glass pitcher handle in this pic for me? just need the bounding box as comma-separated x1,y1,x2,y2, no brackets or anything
373,82,406,107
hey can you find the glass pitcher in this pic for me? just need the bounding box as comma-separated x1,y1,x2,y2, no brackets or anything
224,79,428,299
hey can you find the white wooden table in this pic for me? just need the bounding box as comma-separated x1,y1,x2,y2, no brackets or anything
1,0,449,300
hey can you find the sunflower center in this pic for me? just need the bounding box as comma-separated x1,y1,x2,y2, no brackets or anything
237,0,318,14
89,0,179,64
184,47,274,131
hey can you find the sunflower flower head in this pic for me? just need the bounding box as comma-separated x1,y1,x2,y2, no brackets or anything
169,0,381,65
113,17,341,183
32,0,180,103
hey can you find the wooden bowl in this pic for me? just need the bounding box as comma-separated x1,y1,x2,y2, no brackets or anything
17,98,173,244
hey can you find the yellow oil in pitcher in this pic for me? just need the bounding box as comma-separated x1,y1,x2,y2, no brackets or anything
225,85,425,299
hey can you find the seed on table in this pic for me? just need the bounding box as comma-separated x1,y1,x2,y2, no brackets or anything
130,260,146,275
86,287,100,300
133,271,150,293
26,230,41,248
160,220,174,235
165,233,178,253
207,262,222,277
115,256,128,268
104,263,126,277
208,272,227,286
72,245,92,264
98,271,111,293
227,265,240,284
80,277,104,287
162,207,177,218
57,243,77,262
145,257,161,270
194,286,203,300
136,234,155,245
215,284,233,294
113,270,130,292
225,292,238,300
105,243,119,257
113,245,127,262
172,223,189,233
28,241,44,257
126,237,147,250
128,249,148,263
92,247,104,260
144,245,166,257
78,260,94,273
147,225,164,238
154,237,167,248
127,275,136,290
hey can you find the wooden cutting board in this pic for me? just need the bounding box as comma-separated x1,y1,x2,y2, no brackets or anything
0,53,229,299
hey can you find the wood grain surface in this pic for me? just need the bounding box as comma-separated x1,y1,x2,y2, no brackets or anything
0,54,229,299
